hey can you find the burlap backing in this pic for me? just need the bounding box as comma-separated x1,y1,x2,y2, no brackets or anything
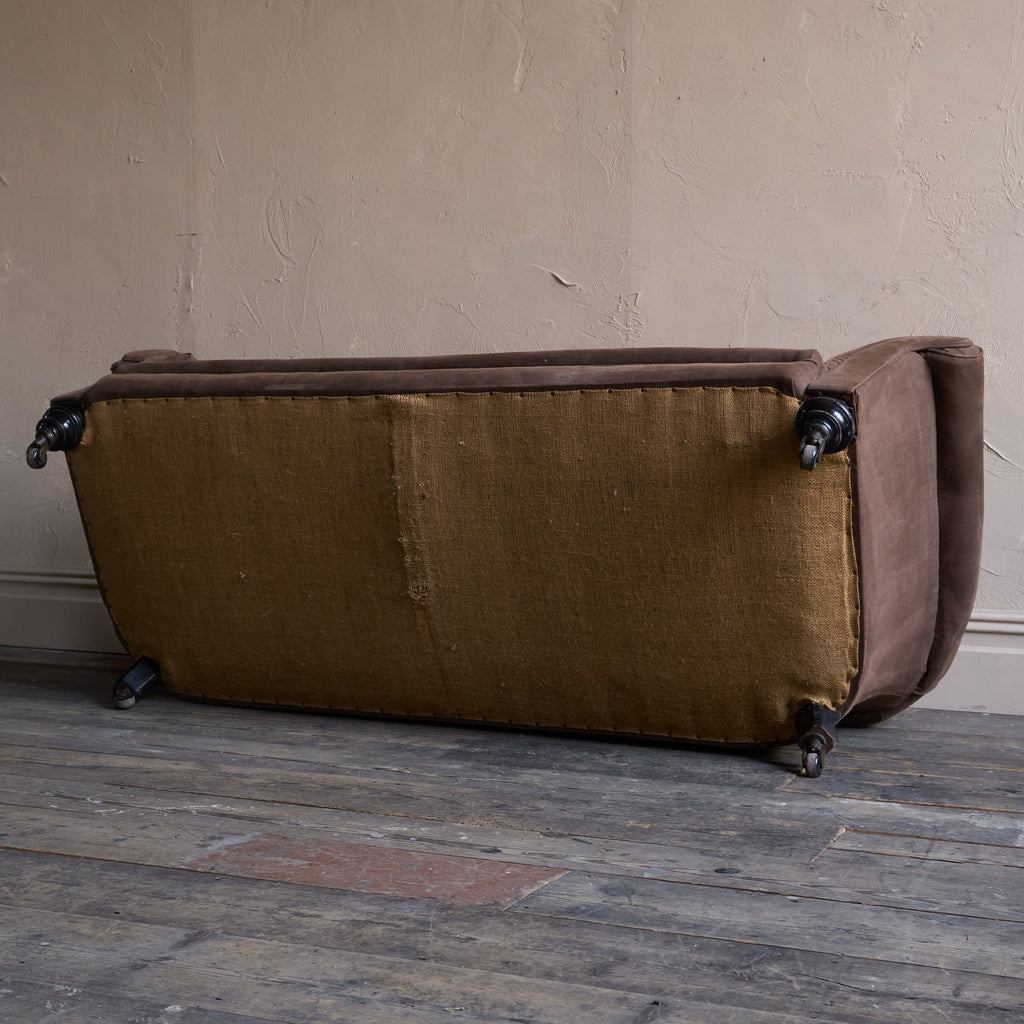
68,387,859,743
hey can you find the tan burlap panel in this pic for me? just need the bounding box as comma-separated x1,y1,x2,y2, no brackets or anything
68,388,858,743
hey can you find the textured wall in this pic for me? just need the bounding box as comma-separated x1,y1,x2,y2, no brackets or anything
2,1,1022,617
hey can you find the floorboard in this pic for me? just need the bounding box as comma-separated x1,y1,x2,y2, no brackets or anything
0,647,1021,1023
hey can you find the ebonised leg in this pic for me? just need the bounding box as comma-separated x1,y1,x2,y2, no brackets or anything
112,657,161,709
794,702,842,777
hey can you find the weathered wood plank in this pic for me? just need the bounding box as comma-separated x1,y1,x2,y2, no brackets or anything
0,709,798,786
4,730,1022,861
1,705,1015,824
869,707,1024,740
0,965,571,1024
3,649,1023,1022
0,742,844,859
514,872,1024,980
3,904,811,1024
788,766,1024,813
831,829,1024,868
3,778,1022,929
0,980,271,1024
834,741,1024,775
0,764,833,864
2,683,1020,850
4,731,1022,860
2,850,1020,1022
804,846,1024,921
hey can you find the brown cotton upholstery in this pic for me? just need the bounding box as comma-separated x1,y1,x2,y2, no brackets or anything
57,337,982,743
806,336,984,722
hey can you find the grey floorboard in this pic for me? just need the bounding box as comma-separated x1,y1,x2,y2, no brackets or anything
0,646,1021,1023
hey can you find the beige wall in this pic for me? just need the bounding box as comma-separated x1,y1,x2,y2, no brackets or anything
2,1,1021,709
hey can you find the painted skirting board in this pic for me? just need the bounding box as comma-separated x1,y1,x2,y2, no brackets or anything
914,611,1024,716
0,570,1020,716
0,569,123,654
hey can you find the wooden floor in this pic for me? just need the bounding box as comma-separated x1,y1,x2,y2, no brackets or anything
0,649,1020,1023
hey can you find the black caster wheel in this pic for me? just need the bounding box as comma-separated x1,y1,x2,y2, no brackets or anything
794,702,841,778
112,684,138,710
111,657,161,709
801,749,822,778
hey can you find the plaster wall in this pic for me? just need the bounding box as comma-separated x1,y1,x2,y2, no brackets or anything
2,1,1021,709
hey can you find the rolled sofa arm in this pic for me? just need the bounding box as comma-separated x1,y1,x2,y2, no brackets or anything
807,336,984,722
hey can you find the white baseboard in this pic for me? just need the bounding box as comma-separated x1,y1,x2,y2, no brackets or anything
0,570,1020,715
0,569,124,654
916,611,1024,716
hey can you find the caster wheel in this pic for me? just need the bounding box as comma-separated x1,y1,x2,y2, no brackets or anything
111,656,160,709
802,749,822,778
799,441,821,471
113,684,137,710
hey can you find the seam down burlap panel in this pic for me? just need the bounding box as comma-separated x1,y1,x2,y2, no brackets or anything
68,387,859,744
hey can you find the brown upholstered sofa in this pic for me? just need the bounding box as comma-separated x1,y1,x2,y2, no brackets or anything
29,336,983,775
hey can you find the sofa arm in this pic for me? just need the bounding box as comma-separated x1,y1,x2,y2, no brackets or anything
808,337,984,721
807,335,980,398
